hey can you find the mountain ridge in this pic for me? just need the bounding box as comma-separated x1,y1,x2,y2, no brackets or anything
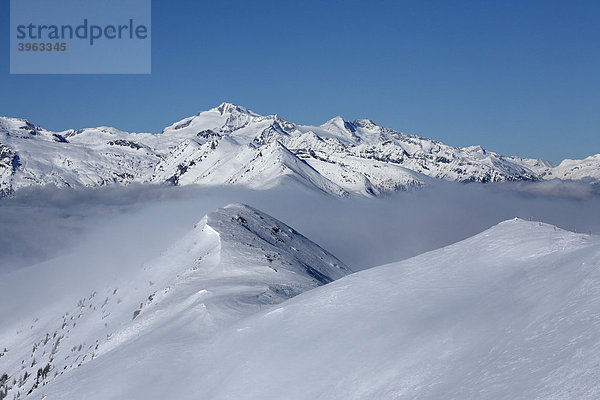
0,203,351,399
1,102,598,197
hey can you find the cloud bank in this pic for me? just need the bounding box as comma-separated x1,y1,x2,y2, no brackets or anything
1,181,599,275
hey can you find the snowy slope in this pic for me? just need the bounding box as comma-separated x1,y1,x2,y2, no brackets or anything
544,154,600,183
1,103,598,197
0,204,350,399
27,218,600,400
0,118,161,195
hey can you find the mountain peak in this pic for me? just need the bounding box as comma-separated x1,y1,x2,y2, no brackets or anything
322,115,346,126
0,117,39,133
322,116,357,134
212,102,257,116
204,203,351,283
353,118,377,129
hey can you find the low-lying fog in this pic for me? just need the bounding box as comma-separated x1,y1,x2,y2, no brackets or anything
1,181,599,275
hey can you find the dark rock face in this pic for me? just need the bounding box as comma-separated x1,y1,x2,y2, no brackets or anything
107,140,143,150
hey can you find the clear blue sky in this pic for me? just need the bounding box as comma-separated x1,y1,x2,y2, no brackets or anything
1,0,598,163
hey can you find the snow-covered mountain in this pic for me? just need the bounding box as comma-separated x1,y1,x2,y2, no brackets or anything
3,210,600,399
167,219,599,400
542,154,600,183
1,103,598,197
0,203,350,399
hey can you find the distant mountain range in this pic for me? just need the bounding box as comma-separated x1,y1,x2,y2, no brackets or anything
1,102,598,197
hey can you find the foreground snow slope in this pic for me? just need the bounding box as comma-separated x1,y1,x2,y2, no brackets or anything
36,218,600,400
1,103,598,197
0,204,350,399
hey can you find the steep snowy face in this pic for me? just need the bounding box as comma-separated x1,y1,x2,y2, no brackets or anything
0,203,350,400
206,203,350,284
0,104,598,197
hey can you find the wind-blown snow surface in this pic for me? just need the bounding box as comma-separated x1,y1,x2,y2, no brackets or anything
1,102,598,197
2,213,600,399
183,220,600,400
0,204,350,399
